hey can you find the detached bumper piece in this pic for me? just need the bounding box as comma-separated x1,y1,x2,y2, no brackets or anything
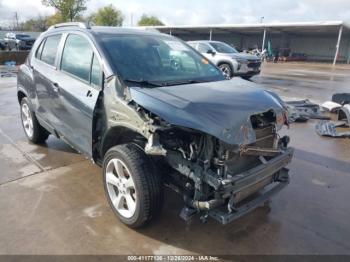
315,103,350,138
210,148,294,225
316,120,350,138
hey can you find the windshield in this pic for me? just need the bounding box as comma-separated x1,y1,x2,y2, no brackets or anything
101,34,225,86
210,42,238,53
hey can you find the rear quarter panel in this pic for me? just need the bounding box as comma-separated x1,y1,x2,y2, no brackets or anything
17,34,44,110
17,63,37,109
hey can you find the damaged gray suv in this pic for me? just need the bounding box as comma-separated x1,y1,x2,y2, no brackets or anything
17,22,293,228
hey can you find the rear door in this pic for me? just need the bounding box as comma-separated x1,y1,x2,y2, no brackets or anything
31,34,63,129
53,33,102,156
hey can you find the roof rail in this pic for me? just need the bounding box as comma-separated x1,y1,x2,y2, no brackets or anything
133,27,161,33
48,22,91,31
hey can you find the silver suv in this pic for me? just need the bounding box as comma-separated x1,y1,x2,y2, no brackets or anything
188,40,261,80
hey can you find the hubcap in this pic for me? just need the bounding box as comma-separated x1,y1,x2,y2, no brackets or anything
220,65,231,79
105,158,137,218
21,103,34,138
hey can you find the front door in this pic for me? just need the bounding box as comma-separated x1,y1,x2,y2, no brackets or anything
197,43,213,60
54,33,102,156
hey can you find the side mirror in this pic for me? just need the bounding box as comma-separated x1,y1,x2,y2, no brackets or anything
207,49,216,56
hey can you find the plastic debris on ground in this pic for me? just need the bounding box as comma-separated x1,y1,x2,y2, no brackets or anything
316,100,350,138
320,101,342,113
332,93,350,105
338,104,350,126
285,99,329,123
315,121,350,137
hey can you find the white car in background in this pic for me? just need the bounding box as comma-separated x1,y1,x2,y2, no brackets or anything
188,40,261,80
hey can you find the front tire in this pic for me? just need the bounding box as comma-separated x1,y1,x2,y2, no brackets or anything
20,97,49,143
218,63,233,79
103,144,163,228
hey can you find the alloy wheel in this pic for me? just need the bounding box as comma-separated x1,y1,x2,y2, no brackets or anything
21,103,34,138
105,158,137,218
219,65,232,79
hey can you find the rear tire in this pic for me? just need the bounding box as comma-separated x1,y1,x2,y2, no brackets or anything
103,144,163,228
20,97,49,144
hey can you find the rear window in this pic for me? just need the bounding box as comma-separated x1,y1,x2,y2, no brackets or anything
16,34,30,39
210,42,238,53
35,39,45,59
40,35,61,66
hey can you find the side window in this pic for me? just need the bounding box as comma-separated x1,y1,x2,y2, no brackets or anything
35,39,45,59
40,35,61,66
197,43,210,53
90,54,102,86
61,34,93,82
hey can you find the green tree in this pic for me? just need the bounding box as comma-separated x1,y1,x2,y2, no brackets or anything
89,5,123,26
22,15,49,31
47,12,65,26
137,15,164,26
42,0,88,21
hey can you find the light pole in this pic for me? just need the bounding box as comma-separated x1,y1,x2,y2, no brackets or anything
260,17,264,24
333,25,343,66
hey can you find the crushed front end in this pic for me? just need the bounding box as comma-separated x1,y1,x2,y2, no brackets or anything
128,79,294,224
153,110,293,224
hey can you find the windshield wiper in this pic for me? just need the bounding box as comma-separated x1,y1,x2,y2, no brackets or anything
123,79,163,87
160,79,206,86
124,78,208,87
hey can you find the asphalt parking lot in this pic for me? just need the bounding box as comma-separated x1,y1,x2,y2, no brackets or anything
0,62,350,255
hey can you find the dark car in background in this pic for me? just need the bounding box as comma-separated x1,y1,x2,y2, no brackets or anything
17,22,293,228
3,32,35,50
0,41,5,50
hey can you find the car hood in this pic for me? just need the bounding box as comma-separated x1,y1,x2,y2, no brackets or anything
129,78,285,145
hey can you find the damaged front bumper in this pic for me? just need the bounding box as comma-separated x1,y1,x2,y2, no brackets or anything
182,147,294,224
209,173,288,224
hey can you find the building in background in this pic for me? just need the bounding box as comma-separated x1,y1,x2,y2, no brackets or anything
146,21,350,65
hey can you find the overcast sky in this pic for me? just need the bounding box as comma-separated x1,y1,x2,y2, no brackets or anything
0,0,350,27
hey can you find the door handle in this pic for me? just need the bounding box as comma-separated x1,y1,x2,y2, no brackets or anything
52,82,60,92
86,90,93,97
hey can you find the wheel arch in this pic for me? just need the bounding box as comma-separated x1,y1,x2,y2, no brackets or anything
17,88,28,104
217,60,235,75
95,126,147,163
